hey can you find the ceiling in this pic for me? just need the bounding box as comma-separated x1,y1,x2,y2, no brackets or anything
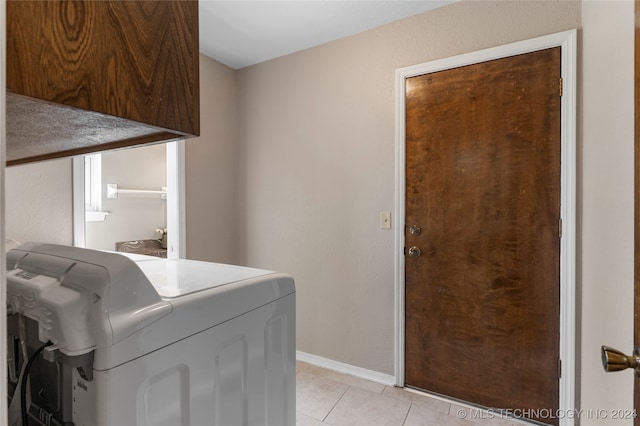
198,1,457,70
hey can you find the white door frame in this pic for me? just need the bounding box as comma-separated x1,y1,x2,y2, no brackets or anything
394,30,577,425
165,140,186,259
72,140,186,259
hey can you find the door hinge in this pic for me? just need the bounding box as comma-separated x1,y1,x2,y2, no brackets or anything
558,358,562,378
559,218,563,239
559,77,563,97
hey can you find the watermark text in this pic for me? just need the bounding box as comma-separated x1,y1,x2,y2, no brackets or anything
455,407,637,421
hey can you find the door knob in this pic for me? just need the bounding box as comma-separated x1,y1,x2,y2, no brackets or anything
408,246,421,257
601,345,640,373
409,225,422,236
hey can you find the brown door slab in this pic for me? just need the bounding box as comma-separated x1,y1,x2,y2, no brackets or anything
405,48,562,425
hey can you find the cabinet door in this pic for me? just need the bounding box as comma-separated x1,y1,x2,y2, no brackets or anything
6,1,199,165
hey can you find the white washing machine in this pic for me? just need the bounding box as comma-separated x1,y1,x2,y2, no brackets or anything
6,242,295,426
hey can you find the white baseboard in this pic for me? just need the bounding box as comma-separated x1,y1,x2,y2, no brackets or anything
296,351,396,387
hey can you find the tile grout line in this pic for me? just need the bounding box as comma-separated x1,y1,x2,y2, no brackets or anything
297,361,520,426
321,384,351,424
400,402,413,426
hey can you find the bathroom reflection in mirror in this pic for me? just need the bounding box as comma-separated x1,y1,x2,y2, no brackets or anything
72,141,185,259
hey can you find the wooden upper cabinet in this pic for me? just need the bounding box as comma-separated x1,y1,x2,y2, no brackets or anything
6,0,200,166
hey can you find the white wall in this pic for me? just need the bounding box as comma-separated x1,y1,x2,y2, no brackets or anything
85,143,167,251
236,0,581,376
580,1,635,423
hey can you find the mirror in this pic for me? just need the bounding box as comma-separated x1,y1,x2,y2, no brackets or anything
72,141,185,259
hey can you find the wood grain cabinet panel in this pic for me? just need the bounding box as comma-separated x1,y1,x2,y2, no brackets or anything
6,0,199,166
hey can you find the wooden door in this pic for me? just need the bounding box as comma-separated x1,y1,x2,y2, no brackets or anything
405,48,562,425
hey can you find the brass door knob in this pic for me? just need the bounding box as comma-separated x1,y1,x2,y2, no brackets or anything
408,246,421,257
601,345,640,372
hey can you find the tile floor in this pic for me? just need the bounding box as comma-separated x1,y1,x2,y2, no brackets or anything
296,361,530,426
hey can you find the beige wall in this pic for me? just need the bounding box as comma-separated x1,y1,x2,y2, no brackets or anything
5,158,73,245
185,54,238,264
581,0,635,421
236,0,581,376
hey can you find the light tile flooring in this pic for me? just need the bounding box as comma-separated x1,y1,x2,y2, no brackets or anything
296,361,529,426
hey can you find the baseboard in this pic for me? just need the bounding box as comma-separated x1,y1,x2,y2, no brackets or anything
296,351,396,387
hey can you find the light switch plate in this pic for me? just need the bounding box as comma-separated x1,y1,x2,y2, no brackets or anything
380,211,391,229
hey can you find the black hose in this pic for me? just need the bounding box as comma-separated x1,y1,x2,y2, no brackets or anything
20,341,53,426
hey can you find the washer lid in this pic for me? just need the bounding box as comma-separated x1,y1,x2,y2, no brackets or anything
135,258,274,298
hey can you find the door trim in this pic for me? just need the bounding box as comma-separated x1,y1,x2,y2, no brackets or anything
394,29,577,425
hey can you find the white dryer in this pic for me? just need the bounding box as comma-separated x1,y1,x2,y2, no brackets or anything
6,242,295,426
